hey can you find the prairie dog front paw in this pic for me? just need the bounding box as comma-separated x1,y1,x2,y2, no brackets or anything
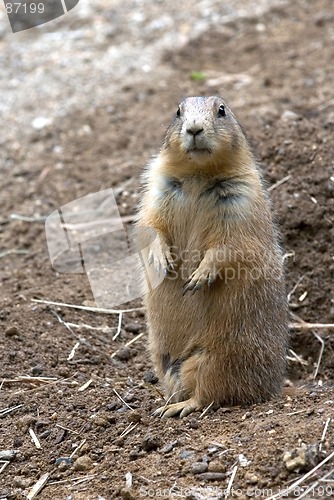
148,235,174,275
183,266,216,294
183,250,223,294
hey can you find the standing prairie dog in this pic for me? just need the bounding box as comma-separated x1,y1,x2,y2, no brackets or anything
137,96,288,418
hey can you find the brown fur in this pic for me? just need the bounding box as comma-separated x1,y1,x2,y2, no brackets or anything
136,96,288,418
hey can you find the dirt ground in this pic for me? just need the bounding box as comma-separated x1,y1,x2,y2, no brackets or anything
1,0,334,498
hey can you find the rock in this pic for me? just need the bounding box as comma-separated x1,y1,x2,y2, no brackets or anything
54,427,66,444
161,440,178,453
93,416,109,427
13,476,33,488
143,371,159,384
124,394,135,403
180,450,196,460
0,450,17,461
105,401,121,411
16,415,36,433
197,472,227,481
0,309,9,320
115,347,132,361
244,471,259,483
31,117,52,130
242,411,252,420
39,430,51,439
314,12,334,26
281,110,300,121
5,326,20,337
207,446,218,456
283,444,319,472
141,434,161,452
125,323,141,333
128,411,142,423
56,457,73,470
208,461,225,473
129,449,139,460
12,438,23,448
31,365,43,375
239,453,251,467
73,455,93,472
192,462,208,475
188,418,199,429
120,490,136,500
106,415,116,425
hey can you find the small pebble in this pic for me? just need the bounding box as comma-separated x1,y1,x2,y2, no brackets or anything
120,490,136,500
180,450,196,460
281,110,300,121
242,411,252,420
55,457,73,465
188,418,199,429
143,371,159,384
244,471,259,483
161,440,178,454
73,455,93,472
192,462,208,475
141,434,161,452
32,117,52,129
0,450,17,461
105,401,121,411
39,430,51,439
283,444,319,472
93,417,109,427
0,310,9,320
31,365,43,375
115,347,132,361
128,411,142,423
13,476,33,488
5,326,20,337
207,446,218,455
197,472,227,481
314,12,334,26
16,415,36,433
129,450,139,460
117,407,129,414
125,323,141,333
106,416,116,424
208,461,225,473
12,438,23,448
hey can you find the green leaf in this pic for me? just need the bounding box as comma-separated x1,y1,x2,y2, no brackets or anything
190,71,207,82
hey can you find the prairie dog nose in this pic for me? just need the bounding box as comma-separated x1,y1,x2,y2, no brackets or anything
186,122,204,136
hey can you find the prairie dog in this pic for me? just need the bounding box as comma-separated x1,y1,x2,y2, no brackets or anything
137,96,288,418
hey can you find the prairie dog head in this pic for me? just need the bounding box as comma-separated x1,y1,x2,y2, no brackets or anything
162,96,252,174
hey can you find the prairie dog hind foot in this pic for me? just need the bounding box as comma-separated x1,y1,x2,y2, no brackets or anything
153,397,201,418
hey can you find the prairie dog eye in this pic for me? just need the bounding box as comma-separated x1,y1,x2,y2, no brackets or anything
176,106,181,117
218,105,226,117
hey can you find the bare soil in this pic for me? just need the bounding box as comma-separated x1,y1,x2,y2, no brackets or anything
0,0,334,498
